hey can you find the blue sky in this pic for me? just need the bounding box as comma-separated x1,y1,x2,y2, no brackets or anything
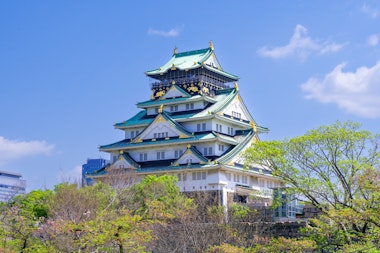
1,1,380,191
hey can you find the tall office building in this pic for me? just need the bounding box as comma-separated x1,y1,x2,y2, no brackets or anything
0,170,26,202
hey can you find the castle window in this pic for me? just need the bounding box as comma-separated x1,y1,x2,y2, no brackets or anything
186,103,194,110
177,173,187,181
197,124,201,132
170,105,178,112
192,171,206,181
139,153,147,161
208,147,213,155
174,149,183,158
232,111,241,119
202,123,206,131
242,175,248,184
218,144,224,152
157,151,165,160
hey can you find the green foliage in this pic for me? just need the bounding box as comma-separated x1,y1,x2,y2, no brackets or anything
229,203,253,220
207,238,316,253
78,210,152,253
253,237,316,253
207,243,254,253
12,190,53,219
244,121,380,250
131,175,194,220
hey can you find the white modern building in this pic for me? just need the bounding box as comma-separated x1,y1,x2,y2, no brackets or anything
0,170,26,202
89,43,282,206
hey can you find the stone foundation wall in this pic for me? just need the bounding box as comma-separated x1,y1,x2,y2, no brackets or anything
148,220,308,253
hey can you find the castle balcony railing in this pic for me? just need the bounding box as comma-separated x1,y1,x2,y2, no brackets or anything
150,76,230,90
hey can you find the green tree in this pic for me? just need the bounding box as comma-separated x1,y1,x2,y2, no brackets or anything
78,210,152,253
0,190,53,252
130,175,193,220
243,121,380,251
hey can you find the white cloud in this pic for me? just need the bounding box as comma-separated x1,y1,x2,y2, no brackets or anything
301,61,380,118
367,34,379,46
361,4,380,18
0,136,54,166
58,165,82,184
257,25,345,60
147,26,183,37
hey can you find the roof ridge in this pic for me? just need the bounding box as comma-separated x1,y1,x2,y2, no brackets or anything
216,129,254,164
161,111,193,136
175,47,210,58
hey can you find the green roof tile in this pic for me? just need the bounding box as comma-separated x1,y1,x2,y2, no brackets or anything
145,47,238,81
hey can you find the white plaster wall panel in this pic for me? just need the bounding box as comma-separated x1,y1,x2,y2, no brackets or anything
177,153,201,165
111,158,131,170
137,117,188,140
222,98,250,121
181,120,209,133
147,107,157,116
162,86,185,99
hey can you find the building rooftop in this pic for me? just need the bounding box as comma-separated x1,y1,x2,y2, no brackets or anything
145,44,239,82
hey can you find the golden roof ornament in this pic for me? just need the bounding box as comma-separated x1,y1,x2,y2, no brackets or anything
234,82,239,91
119,150,124,154
250,121,257,132
173,46,178,55
209,41,214,50
158,104,163,114
187,144,191,149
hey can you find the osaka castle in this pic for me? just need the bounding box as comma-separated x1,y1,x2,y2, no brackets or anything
90,42,282,206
